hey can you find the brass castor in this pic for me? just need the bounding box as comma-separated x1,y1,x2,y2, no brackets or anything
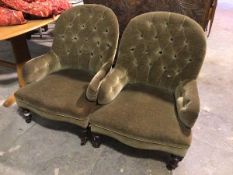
22,108,32,123
166,154,183,170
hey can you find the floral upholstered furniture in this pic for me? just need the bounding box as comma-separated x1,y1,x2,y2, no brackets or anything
88,12,206,169
84,0,217,35
15,4,119,130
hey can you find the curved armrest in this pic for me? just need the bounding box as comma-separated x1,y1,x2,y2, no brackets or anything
23,50,61,84
86,61,113,101
97,67,128,104
175,80,200,128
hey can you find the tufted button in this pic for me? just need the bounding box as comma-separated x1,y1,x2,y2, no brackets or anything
79,50,82,55
81,24,86,30
93,26,97,31
72,35,78,41
85,38,88,42
60,34,65,40
105,29,109,33
130,47,135,52
170,37,174,43
154,35,158,40
186,58,193,63
97,41,100,47
139,33,144,39
162,66,167,71
90,52,94,57
173,54,177,60
158,50,163,55
144,50,149,55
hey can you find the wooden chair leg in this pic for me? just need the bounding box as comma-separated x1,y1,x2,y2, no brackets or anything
80,126,91,146
79,125,102,148
166,154,183,170
3,94,16,107
3,34,30,108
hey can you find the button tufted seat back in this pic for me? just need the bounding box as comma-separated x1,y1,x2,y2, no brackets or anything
116,12,206,91
52,4,119,74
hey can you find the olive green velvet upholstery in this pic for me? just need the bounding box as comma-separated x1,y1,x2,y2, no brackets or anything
15,5,119,128
89,12,206,156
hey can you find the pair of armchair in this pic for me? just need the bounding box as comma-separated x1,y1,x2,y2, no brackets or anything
15,4,206,170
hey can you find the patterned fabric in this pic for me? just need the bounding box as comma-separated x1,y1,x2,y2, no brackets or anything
0,6,26,26
84,0,217,35
0,0,71,26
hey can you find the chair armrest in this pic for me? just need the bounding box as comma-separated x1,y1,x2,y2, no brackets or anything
86,61,113,101
23,50,61,84
97,67,128,104
175,80,200,128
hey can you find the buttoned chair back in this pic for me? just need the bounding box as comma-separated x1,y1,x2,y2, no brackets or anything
98,12,206,104
52,4,119,74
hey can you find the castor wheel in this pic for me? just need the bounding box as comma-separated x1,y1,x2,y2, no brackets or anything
22,109,32,123
166,154,183,170
91,135,102,148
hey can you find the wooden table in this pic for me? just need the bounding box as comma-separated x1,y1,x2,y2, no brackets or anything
0,17,58,107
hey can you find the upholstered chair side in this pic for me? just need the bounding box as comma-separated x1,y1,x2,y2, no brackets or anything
175,80,200,128
23,50,61,84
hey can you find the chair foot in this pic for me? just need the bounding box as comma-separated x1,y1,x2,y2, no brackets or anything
22,108,32,123
79,125,102,148
91,134,102,148
166,154,183,170
80,126,91,146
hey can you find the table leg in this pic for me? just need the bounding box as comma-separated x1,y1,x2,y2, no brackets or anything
3,34,31,107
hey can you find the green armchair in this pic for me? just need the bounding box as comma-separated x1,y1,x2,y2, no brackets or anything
15,5,119,128
88,12,206,169
15,6,206,170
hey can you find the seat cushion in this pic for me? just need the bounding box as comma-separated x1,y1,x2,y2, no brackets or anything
90,84,192,155
15,69,96,128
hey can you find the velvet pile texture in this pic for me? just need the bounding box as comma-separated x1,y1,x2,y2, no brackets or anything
89,12,206,157
15,7,207,157
15,4,119,128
